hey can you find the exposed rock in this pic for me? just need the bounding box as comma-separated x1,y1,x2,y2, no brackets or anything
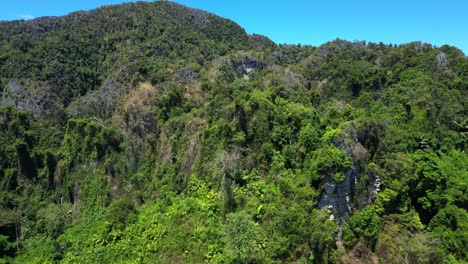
1,80,64,120
414,41,433,52
318,166,357,219
318,122,381,239
435,52,448,67
174,67,199,83
240,55,264,80
220,54,265,82
370,176,381,201
318,138,358,233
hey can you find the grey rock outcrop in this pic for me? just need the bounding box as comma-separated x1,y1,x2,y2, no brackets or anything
220,55,265,82
239,55,264,80
317,123,381,239
1,80,63,120
318,165,357,220
435,52,448,68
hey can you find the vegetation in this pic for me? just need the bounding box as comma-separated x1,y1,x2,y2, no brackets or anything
0,1,466,263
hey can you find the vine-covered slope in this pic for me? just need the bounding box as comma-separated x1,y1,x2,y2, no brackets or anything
0,1,466,263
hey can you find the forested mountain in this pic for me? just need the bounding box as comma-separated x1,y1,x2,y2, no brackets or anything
0,1,466,263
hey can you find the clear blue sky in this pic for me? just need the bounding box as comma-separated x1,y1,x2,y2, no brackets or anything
0,0,467,54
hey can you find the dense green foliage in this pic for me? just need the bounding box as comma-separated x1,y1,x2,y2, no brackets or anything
0,1,467,263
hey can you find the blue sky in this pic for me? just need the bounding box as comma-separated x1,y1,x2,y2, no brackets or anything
0,0,467,54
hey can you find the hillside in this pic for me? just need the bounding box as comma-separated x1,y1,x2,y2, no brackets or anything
0,1,467,263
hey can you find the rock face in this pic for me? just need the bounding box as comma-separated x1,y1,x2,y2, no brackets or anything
1,80,63,120
317,124,380,239
318,131,358,223
318,164,357,221
220,55,265,82
174,67,199,83
435,52,448,67
318,161,360,241
369,173,381,202
239,55,263,80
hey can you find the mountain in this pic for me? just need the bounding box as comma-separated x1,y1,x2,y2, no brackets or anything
0,1,467,263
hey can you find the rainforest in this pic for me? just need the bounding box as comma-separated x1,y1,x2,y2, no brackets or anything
0,1,467,263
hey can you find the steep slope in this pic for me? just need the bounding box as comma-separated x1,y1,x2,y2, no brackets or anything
0,1,250,111
0,2,467,263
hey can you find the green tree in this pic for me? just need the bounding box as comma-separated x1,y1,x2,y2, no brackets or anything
225,211,260,263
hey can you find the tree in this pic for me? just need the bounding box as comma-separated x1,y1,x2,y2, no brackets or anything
225,211,260,263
